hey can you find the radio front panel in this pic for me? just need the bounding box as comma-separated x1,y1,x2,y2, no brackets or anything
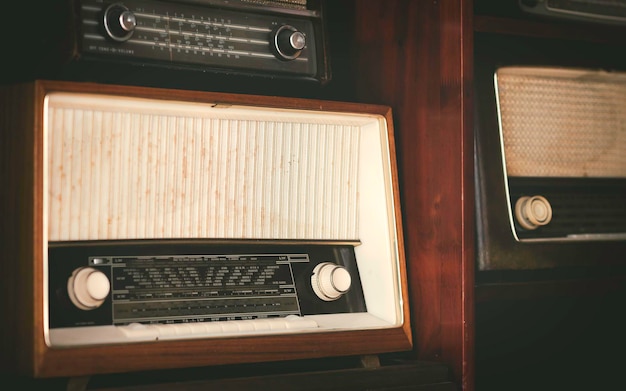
79,0,320,77
44,88,402,341
48,241,368,346
2,0,330,85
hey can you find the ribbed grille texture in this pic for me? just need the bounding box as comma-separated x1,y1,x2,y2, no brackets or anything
46,97,361,242
496,67,626,178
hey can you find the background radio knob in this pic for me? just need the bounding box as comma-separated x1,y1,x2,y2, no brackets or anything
103,3,136,42
514,195,553,230
272,25,306,60
311,262,352,301
67,267,111,310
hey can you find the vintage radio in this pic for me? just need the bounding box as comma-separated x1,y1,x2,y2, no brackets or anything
3,0,330,87
0,80,411,378
474,66,626,271
518,0,626,25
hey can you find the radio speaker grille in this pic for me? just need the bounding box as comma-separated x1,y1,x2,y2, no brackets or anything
45,94,378,242
495,67,626,178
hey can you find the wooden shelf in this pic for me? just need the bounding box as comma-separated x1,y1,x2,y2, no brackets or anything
7,360,456,391
475,275,626,303
474,15,626,44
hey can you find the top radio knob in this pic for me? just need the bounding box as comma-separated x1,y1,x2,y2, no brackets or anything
103,3,137,42
272,25,306,60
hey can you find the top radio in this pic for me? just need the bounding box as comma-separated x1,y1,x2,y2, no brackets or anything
3,0,330,85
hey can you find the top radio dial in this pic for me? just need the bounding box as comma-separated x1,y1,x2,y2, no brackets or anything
103,3,137,42
272,25,306,60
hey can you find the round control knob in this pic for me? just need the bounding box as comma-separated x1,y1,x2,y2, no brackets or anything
103,3,137,42
67,267,111,310
514,195,553,230
311,262,352,301
272,25,306,60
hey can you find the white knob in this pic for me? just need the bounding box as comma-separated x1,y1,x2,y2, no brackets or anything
67,267,111,310
514,195,553,230
311,262,352,301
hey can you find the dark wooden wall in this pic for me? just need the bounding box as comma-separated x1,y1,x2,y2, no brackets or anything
334,1,476,389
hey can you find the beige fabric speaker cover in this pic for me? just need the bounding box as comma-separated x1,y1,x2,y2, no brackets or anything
495,66,626,178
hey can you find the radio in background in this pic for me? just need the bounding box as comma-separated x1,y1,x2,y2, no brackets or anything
519,0,626,26
474,66,626,271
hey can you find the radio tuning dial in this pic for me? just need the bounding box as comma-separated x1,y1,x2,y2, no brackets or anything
67,267,111,310
311,262,352,301
103,3,137,42
272,25,306,60
514,195,553,230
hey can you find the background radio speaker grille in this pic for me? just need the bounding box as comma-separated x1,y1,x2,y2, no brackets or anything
495,67,626,178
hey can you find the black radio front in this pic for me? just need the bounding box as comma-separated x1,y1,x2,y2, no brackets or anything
48,241,366,346
4,0,330,86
